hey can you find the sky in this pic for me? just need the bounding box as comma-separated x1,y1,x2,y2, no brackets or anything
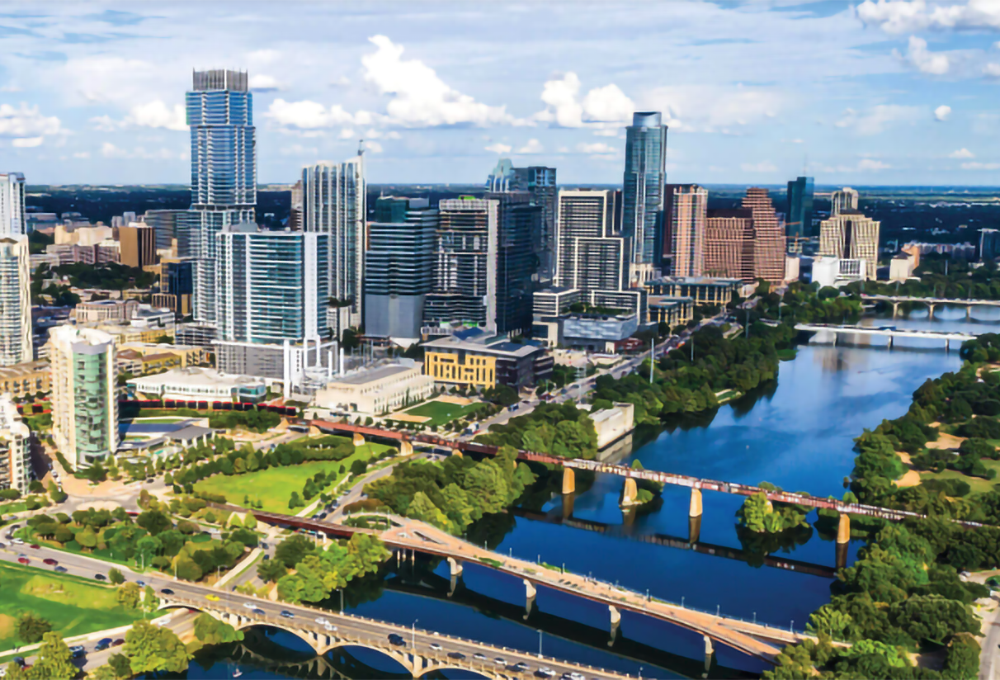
0,0,998,186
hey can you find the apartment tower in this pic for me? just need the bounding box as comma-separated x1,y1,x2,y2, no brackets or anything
622,112,668,284
0,173,25,237
669,185,708,278
0,236,31,366
0,395,29,494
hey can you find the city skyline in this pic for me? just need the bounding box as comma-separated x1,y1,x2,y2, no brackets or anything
0,1,998,186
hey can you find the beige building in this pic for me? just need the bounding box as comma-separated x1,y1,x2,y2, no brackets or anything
119,223,157,269
119,342,205,368
819,210,880,281
590,402,635,449
314,360,435,417
54,224,113,247
74,299,139,324
889,253,915,282
0,395,30,493
0,361,50,397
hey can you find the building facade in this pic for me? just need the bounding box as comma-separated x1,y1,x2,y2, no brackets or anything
981,228,1000,263
645,276,743,307
119,223,157,269
0,173,25,237
669,185,708,278
49,327,118,468
622,112,668,284
488,192,540,336
831,187,859,217
704,209,756,282
555,189,627,292
186,69,257,325
743,188,786,283
486,160,557,284
0,360,49,397
786,176,815,239
302,157,366,329
0,395,30,494
145,209,192,258
0,236,31,366
422,328,552,390
819,210,881,280
314,360,435,417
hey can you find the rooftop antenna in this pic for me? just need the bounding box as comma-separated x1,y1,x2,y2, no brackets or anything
358,139,365,158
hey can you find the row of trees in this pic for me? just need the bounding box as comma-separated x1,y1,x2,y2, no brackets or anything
475,402,599,459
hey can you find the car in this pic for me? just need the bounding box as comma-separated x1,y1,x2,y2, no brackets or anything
514,662,531,671
243,602,256,609
252,608,265,616
473,653,487,661
388,634,405,646
146,478,155,483
136,581,146,587
94,573,106,581
324,623,337,632
280,610,294,619
568,673,585,680
29,544,39,550
160,588,174,595
11,538,23,545
95,638,112,651
537,668,555,677
429,642,442,651
0,542,5,548
262,554,270,561
494,657,507,666
43,558,57,566
54,566,67,573
12,657,23,667
315,617,329,625
111,639,124,647
205,594,220,602
17,557,28,565
448,652,466,660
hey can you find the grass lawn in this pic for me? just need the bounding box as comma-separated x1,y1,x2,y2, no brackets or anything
0,561,143,652
193,444,391,513
393,399,485,427
918,458,1000,494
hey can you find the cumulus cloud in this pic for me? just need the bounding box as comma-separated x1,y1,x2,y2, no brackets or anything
267,99,371,129
962,161,1000,170
249,74,283,92
517,138,544,154
641,84,780,132
858,0,1000,33
740,161,778,172
576,142,616,154
984,63,1000,77
12,137,43,148
0,103,63,146
485,142,512,154
858,158,891,170
362,35,519,127
899,36,949,74
934,105,952,121
835,105,922,135
949,147,974,158
856,0,933,33
124,101,186,131
100,142,182,160
534,73,634,128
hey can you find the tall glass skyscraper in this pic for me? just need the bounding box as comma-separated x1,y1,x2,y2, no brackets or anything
786,176,815,240
0,173,25,237
622,112,667,284
186,69,256,324
486,159,557,284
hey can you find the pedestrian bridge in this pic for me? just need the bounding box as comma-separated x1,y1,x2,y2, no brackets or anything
794,322,976,349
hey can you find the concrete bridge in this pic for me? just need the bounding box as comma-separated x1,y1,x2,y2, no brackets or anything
159,593,633,679
794,322,977,350
861,294,1000,319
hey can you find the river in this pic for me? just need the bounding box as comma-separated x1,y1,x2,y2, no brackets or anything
156,305,997,680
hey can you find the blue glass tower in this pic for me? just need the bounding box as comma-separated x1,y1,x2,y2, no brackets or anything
622,112,667,284
186,69,256,324
786,176,815,240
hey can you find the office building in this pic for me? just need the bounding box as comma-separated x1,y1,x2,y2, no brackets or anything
812,256,866,288
889,254,915,282
0,395,29,494
556,189,627,292
365,197,437,340
704,209,755,282
49,327,118,468
422,327,552,390
0,236,31,366
0,173,25,237
648,296,695,329
819,210,880,281
831,187,859,217
668,185,708,278
289,179,304,231
981,228,1000,263
119,223,157,269
302,157,366,329
145,209,192,258
645,276,744,307
314,360,435,417
786,176,815,239
0,360,49,398
127,366,266,403
743,188,786,283
622,112,668,284
155,257,195,317
424,198,498,331
487,192,540,336
187,69,257,325
486,159,557,283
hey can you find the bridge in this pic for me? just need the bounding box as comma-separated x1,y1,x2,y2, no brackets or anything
794,322,976,350
861,293,1000,319
159,592,633,679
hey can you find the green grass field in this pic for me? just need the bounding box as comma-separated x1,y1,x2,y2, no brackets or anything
0,561,143,652
918,458,1000,494
193,442,393,513
393,399,485,427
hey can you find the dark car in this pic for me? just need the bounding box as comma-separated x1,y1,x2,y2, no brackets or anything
112,639,124,647
17,557,29,565
136,581,146,587
280,610,294,619
94,573,106,581
252,608,266,616
12,657,23,667
262,554,270,561
29,544,40,550
54,566,67,573
388,634,405,646
43,558,57,566
95,638,112,651
448,652,466,660
160,588,174,595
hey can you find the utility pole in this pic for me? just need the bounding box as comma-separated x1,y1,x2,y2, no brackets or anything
649,339,654,384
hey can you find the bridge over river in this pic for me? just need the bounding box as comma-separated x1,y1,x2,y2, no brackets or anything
861,293,1000,319
794,322,976,349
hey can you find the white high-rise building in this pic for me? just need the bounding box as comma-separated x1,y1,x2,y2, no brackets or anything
555,189,627,291
302,157,366,330
0,173,26,237
819,210,880,281
0,395,30,494
0,236,31,366
831,187,859,217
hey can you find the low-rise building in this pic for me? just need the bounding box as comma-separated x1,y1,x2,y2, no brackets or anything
560,314,639,353
423,327,552,390
119,342,205,368
127,367,266,403
0,361,50,397
314,360,436,417
174,323,217,350
644,276,742,307
889,253,915,282
0,395,31,493
648,296,695,329
812,256,866,288
590,402,634,449
74,299,140,324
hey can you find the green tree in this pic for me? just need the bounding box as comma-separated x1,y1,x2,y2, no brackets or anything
193,613,244,644
108,567,124,585
257,559,288,583
76,525,98,550
122,620,191,674
143,585,160,614
15,612,52,644
117,582,142,610
31,632,77,680
109,653,133,679
275,534,316,568
136,509,171,536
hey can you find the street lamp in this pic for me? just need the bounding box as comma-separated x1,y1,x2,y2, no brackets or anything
537,629,543,658
412,619,418,650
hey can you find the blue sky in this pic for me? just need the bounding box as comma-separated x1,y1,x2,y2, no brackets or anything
0,1,998,185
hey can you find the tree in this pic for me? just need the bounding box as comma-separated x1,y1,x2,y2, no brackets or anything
136,509,171,536
15,612,52,644
108,567,125,585
257,558,288,583
47,481,66,503
108,653,133,679
172,552,203,581
76,525,98,550
193,613,244,644
275,534,315,568
31,633,77,679
142,585,160,614
122,620,191,675
117,582,142,610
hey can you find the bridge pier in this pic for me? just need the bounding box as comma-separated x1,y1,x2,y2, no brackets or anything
689,488,703,518
887,335,894,350
836,541,849,570
946,339,950,352
620,478,638,507
836,513,850,544
967,305,972,320
400,440,413,456
892,301,900,319
927,302,936,319
704,635,715,677
609,605,621,645
447,556,463,577
352,433,365,447
524,579,537,619
450,448,463,458
689,514,702,544
562,467,575,495
561,492,575,519
449,571,458,598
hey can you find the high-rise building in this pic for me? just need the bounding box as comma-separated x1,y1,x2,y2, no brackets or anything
831,187,859,217
487,192,540,336
49,327,118,469
622,112,667,283
486,159,557,283
0,173,25,237
119,223,157,269
364,197,438,340
819,210,880,280
704,209,756,282
668,185,708,278
0,236,31,366
425,198,498,331
145,209,192,258
302,157,366,330
786,176,815,239
743,188,786,283
154,257,195,317
555,189,627,292
0,395,29,494
186,69,257,325
980,228,1000,263
289,179,304,231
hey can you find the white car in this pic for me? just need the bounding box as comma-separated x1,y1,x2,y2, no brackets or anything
429,643,442,651
324,623,337,632
315,617,328,625
538,669,555,678
243,602,256,609
570,673,585,680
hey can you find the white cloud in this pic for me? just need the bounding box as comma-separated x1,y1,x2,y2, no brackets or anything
278,143,317,158
100,142,182,160
364,140,383,153
575,141,619,159
949,147,975,158
858,158,891,170
329,76,351,88
740,161,778,172
592,129,620,137
72,152,90,159
899,36,949,74
535,72,634,128
249,74,283,92
856,0,932,33
516,139,544,154
962,161,1000,170
0,103,62,146
641,84,780,132
362,35,518,127
124,101,186,131
61,56,162,105
984,63,1000,78
835,105,922,135
267,99,369,129
858,0,1000,33
581,83,634,123
339,128,355,140
934,104,952,121
12,137,43,148
485,142,512,154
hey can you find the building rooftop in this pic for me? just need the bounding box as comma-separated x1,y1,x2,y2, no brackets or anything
423,333,543,358
0,361,49,377
327,361,421,386
648,295,695,308
650,276,743,286
128,367,263,389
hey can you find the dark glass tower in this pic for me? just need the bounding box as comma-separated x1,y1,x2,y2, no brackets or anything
622,111,667,284
786,176,815,240
489,192,540,336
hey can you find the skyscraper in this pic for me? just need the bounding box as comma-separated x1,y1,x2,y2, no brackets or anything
555,189,627,292
486,159,557,283
704,209,755,282
980,228,1000,263
302,157,366,330
49,327,118,469
425,198,498,331
831,187,859,217
669,185,708,278
743,188,786,283
289,179,304,231
0,236,31,366
145,209,192,258
622,112,667,283
0,395,29,494
786,176,815,239
365,197,438,340
0,173,25,237
119,223,157,269
819,210,881,280
488,192,540,336
186,69,257,325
